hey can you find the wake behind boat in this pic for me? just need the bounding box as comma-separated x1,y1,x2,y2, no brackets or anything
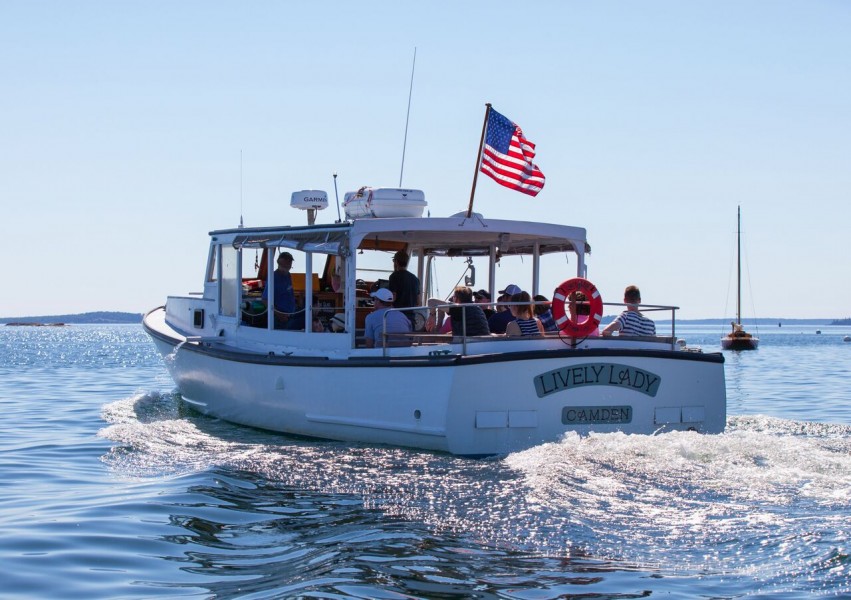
143,188,726,456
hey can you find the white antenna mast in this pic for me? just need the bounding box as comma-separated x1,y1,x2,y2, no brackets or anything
239,149,244,228
333,172,342,222
399,47,417,187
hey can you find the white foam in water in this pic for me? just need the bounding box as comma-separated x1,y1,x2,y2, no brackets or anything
505,421,851,573
100,392,262,477
99,392,851,591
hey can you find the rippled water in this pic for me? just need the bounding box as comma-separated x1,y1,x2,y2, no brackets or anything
1,324,849,598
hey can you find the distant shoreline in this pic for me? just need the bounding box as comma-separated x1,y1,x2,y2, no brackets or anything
0,312,142,325
655,318,840,326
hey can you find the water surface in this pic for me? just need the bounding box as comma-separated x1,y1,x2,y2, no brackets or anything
1,324,849,598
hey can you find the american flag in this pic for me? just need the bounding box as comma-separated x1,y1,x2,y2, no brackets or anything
479,108,545,197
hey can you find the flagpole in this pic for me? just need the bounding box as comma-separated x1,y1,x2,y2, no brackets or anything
466,103,491,219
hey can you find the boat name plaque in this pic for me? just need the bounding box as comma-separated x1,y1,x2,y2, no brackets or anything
562,406,632,425
534,363,661,398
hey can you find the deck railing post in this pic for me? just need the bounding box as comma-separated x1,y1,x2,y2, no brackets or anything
671,308,676,350
461,305,468,355
381,310,388,357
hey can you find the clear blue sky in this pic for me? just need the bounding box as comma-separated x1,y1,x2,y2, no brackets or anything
2,1,849,319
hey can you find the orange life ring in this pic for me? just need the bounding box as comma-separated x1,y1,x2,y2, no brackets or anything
551,278,603,337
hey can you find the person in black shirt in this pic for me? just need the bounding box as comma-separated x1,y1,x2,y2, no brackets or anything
448,286,491,337
487,284,520,334
388,250,420,325
474,289,495,320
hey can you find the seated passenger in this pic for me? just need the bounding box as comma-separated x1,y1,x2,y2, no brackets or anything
330,313,346,333
601,285,656,337
533,294,558,332
448,286,491,337
363,288,412,347
474,289,495,320
568,291,600,337
505,292,544,336
487,284,520,334
439,313,453,334
425,298,447,333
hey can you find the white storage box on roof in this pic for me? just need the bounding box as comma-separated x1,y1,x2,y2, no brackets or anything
343,187,426,219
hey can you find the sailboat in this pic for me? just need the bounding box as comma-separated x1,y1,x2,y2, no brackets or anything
722,206,759,350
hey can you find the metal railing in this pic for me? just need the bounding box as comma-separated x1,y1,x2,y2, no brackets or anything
374,300,681,355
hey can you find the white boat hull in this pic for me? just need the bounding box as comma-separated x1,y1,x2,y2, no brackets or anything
145,310,726,456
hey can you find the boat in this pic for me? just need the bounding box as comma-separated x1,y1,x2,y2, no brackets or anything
343,186,427,219
143,191,727,456
721,206,759,351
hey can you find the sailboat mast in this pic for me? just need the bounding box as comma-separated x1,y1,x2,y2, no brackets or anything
736,205,742,326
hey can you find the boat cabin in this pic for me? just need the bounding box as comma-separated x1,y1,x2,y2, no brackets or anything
166,211,598,348
161,189,679,354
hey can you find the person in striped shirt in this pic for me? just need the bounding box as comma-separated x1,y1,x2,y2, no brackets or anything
601,285,656,337
506,291,545,337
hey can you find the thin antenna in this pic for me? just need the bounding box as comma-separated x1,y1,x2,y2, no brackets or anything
333,172,342,222
239,149,244,228
399,47,417,187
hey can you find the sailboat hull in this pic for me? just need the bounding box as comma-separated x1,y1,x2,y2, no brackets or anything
721,333,759,350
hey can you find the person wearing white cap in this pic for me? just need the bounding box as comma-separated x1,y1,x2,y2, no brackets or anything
363,287,412,348
329,313,346,333
487,284,521,334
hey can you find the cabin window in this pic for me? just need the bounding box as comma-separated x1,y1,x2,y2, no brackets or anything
206,245,218,282
220,245,238,317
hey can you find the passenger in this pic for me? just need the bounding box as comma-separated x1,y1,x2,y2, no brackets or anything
505,292,545,336
487,284,520,334
601,285,656,337
568,291,599,337
424,298,447,333
363,288,412,348
329,313,346,333
388,250,421,326
448,286,491,337
311,316,327,332
439,312,453,334
474,289,495,319
533,294,558,332
262,251,305,330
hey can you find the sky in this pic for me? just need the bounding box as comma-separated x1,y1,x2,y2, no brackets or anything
1,1,849,320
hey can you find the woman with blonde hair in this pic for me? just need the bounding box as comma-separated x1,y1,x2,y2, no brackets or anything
505,291,544,336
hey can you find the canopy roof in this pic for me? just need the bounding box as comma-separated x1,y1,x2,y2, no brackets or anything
214,214,590,258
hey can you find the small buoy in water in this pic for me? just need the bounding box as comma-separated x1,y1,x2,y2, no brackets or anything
844,336,850,342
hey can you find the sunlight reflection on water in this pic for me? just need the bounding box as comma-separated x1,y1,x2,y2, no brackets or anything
1,324,849,598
